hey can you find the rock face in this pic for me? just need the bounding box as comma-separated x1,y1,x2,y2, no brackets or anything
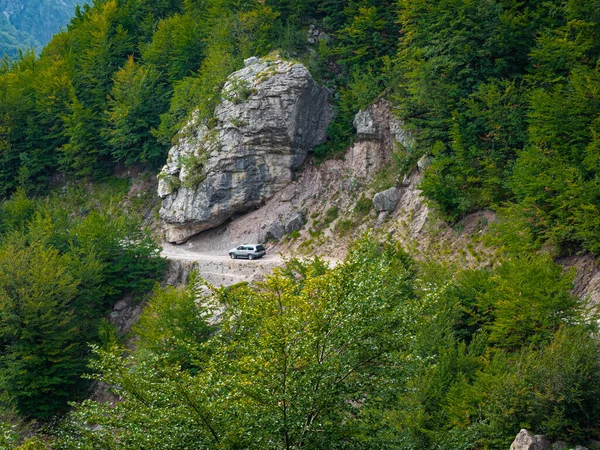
510,430,552,450
353,99,413,150
158,56,332,243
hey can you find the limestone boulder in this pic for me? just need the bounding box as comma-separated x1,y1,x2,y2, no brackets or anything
158,56,332,243
263,221,285,242
284,211,305,234
373,187,400,212
510,429,552,450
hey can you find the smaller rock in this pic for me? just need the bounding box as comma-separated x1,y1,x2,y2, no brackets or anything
510,429,551,450
417,154,433,171
575,446,589,450
373,187,400,212
317,32,330,43
263,222,285,241
389,118,414,150
280,185,296,202
113,300,128,311
187,242,196,249
285,212,305,234
354,109,381,140
400,174,411,187
244,56,259,66
552,442,567,450
376,211,389,226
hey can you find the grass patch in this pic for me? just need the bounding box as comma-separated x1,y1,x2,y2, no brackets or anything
354,196,373,216
323,206,339,226
335,219,355,236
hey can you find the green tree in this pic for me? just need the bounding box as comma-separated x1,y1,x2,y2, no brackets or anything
55,238,417,448
141,13,206,84
106,56,168,166
0,242,88,419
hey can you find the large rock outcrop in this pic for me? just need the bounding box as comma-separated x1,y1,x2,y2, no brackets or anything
158,56,332,243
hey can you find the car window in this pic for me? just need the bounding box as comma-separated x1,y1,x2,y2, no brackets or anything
256,245,265,251
237,246,244,250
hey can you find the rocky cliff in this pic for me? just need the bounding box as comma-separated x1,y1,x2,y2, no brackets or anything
158,56,332,243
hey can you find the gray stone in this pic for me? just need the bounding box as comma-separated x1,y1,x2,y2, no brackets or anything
280,184,296,202
389,116,413,150
158,56,332,243
263,222,285,241
284,212,305,234
587,440,600,450
354,108,381,140
373,187,400,212
113,300,128,311
307,25,328,44
318,32,329,43
376,211,389,226
417,154,433,172
354,100,414,150
510,429,552,450
244,56,259,66
552,442,567,450
575,446,589,450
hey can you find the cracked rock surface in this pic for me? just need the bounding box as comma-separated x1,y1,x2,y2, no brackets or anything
158,56,332,243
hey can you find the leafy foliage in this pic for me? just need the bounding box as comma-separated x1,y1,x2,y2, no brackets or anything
0,183,166,420
393,0,600,255
51,239,600,449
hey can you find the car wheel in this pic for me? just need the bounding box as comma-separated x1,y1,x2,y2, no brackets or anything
249,254,254,260
230,253,235,259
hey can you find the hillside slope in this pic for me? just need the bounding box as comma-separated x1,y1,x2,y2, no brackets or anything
0,0,85,57
1,0,600,448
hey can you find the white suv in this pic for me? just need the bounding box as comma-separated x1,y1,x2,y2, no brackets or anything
229,244,266,260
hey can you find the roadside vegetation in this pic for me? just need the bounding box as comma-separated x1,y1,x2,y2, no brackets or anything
35,238,600,449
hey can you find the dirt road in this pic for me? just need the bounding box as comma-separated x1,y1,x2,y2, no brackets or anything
161,243,283,264
160,243,285,286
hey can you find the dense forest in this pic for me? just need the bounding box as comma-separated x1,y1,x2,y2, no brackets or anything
1,0,600,448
